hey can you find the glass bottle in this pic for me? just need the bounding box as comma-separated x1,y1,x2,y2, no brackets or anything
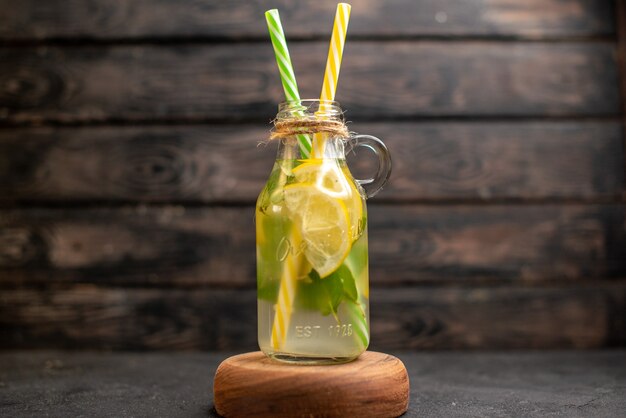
256,100,391,364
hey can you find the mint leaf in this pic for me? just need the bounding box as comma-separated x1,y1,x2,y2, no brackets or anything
294,269,343,316
336,264,358,302
344,218,368,278
257,275,280,303
256,211,292,304
342,298,369,349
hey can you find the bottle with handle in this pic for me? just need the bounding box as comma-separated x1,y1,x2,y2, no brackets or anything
256,100,392,364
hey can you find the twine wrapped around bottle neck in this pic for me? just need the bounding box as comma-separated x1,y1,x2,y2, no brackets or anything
270,117,350,140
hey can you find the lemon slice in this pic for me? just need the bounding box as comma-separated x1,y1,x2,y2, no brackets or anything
293,161,363,241
283,183,351,278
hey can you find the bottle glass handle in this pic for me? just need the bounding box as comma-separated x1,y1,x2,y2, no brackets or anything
348,134,392,199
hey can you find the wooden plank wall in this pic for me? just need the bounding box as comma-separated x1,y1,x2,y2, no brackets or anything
1,0,625,350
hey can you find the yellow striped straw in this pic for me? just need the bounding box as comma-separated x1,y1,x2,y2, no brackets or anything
269,144,303,351
312,3,352,158
270,231,302,350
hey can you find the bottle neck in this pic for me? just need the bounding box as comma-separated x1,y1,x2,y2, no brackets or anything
276,136,346,161
277,100,343,120
273,100,348,161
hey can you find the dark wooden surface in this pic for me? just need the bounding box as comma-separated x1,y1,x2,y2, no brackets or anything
0,351,625,417
0,0,615,40
1,122,623,203
1,42,619,124
1,205,624,286
1,0,625,351
1,284,625,350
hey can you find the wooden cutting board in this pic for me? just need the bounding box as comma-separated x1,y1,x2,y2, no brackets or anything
213,351,409,417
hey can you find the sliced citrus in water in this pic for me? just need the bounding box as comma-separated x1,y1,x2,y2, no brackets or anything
293,161,363,241
283,183,351,278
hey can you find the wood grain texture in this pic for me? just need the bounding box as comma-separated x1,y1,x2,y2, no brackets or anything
1,283,624,350
618,0,626,120
213,351,409,418
0,0,624,355
0,0,614,40
1,122,622,203
0,42,619,124
1,205,624,286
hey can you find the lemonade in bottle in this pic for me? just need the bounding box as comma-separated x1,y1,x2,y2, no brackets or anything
257,100,391,364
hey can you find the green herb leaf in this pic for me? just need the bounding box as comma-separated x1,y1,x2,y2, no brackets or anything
344,222,369,299
294,269,343,316
337,264,358,302
257,274,280,303
342,298,369,349
256,211,292,303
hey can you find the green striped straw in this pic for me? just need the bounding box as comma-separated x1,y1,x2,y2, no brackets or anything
265,9,312,158
344,299,369,350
